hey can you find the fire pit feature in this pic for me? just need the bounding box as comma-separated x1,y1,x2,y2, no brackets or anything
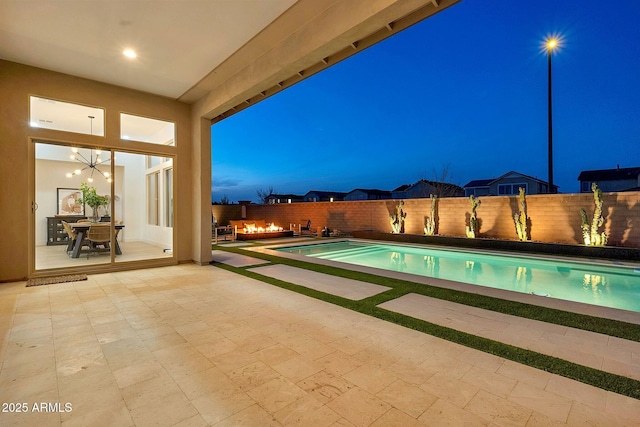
229,220,295,240
245,223,283,233
237,230,294,240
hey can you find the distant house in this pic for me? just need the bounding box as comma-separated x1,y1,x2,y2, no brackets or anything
265,194,304,204
464,171,557,196
404,180,464,198
578,166,640,193
344,189,392,201
304,190,347,202
391,184,411,199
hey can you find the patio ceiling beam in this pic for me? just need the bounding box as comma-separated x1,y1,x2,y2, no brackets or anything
190,0,461,124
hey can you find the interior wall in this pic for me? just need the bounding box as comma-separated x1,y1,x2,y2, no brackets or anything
34,158,125,245
0,60,192,282
139,157,174,248
116,151,144,242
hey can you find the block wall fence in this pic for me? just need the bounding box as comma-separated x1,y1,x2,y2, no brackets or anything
212,191,640,247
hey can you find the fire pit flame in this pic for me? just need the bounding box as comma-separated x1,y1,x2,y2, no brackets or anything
244,223,283,233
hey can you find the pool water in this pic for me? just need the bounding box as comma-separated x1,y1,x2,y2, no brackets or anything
276,241,640,312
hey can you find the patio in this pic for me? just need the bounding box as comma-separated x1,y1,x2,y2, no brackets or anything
1,263,638,426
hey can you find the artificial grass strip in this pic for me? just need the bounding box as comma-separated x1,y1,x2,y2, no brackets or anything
216,245,640,342
212,260,640,400
213,261,640,398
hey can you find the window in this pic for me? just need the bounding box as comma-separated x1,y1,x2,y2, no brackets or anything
121,113,175,145
498,183,527,195
146,156,162,169
30,96,105,136
581,181,592,192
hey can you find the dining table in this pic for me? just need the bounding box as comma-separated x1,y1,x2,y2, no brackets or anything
68,222,125,259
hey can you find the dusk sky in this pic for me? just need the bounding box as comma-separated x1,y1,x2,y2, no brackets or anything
211,0,640,203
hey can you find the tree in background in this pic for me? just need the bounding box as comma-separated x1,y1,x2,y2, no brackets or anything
256,186,276,204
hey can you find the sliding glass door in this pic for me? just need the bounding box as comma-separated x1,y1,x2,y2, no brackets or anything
34,142,174,272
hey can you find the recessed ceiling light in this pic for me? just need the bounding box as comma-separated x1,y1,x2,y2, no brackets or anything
123,49,137,59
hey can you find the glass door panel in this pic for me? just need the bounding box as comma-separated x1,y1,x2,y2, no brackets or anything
114,152,173,263
35,142,112,270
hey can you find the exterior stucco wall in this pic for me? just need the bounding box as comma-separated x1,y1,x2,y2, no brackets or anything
214,192,640,247
0,60,192,281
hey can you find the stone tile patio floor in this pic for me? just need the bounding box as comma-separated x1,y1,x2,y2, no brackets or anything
0,261,638,426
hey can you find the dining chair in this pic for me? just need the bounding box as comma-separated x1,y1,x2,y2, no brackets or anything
62,220,90,256
86,223,111,258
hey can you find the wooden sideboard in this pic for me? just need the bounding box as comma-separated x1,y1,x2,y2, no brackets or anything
46,216,86,246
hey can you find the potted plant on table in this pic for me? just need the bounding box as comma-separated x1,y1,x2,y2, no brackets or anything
78,182,109,222
101,194,120,222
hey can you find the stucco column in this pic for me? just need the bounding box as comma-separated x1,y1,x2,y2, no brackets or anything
191,116,212,265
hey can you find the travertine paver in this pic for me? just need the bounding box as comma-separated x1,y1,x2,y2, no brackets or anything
248,264,391,300
378,292,640,380
0,264,638,426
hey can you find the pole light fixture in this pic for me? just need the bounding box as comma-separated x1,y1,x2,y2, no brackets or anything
545,36,560,193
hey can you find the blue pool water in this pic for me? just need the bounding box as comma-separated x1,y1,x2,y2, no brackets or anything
276,241,640,312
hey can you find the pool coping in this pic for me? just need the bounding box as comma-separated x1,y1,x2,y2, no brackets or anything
352,230,640,262
246,238,640,325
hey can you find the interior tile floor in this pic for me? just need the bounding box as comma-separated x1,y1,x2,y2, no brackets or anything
1,263,639,426
36,241,173,270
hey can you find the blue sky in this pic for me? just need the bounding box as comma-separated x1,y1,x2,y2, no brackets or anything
211,0,640,203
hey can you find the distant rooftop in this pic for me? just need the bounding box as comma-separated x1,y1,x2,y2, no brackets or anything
463,179,493,188
578,166,640,182
348,188,392,196
464,171,553,188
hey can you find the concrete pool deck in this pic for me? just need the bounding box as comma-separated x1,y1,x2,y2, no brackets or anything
248,264,391,301
1,263,639,426
211,249,271,268
379,293,640,382
246,239,640,325
212,249,640,383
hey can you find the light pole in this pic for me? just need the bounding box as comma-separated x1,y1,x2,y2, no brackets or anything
546,38,558,193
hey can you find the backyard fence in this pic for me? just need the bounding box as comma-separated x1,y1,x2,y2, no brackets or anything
212,191,640,247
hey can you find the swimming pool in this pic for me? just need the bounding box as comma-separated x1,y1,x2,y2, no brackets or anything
276,240,640,312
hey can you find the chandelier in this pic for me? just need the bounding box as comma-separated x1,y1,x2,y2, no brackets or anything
65,116,112,183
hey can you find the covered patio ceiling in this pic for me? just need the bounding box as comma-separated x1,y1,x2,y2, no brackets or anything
0,0,297,99
0,0,461,122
